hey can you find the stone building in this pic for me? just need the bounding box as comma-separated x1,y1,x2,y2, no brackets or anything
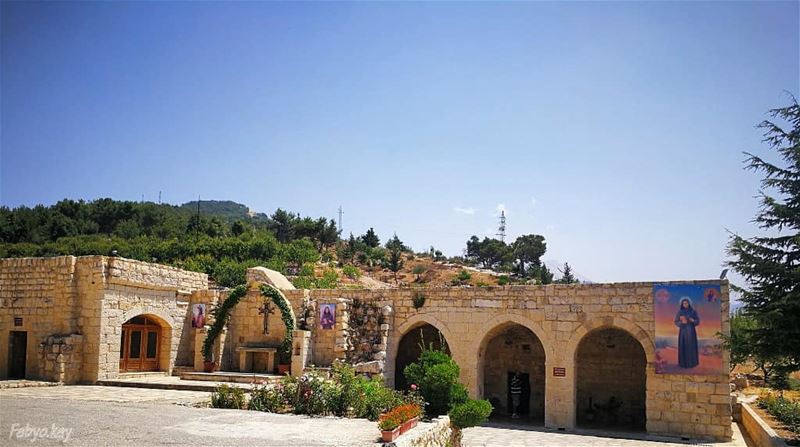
0,256,732,441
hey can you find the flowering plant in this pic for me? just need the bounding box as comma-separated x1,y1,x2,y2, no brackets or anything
378,403,422,431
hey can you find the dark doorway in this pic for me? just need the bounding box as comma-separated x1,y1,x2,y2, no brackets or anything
482,324,546,422
8,331,27,379
507,372,531,416
576,327,647,430
394,324,449,391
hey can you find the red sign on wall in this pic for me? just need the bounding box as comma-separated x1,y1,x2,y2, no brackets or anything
553,367,566,377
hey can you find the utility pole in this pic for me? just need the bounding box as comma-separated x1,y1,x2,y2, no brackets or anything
337,205,343,233
497,210,506,242
158,191,162,204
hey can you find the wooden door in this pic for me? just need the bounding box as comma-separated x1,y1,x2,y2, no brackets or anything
8,331,27,379
119,316,160,372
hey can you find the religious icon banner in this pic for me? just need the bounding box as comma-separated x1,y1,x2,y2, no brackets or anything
191,303,206,328
653,284,724,375
320,303,335,330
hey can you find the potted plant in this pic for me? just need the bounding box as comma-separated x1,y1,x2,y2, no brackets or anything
277,350,291,375
204,355,217,373
378,410,403,442
378,404,422,442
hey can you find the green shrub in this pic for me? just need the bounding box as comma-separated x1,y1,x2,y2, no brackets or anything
330,362,366,417
210,384,246,409
412,292,426,309
316,268,339,288
291,372,337,415
497,275,510,285
342,264,361,280
449,399,493,429
404,348,468,417
248,385,286,412
452,269,472,286
758,394,800,434
360,376,406,421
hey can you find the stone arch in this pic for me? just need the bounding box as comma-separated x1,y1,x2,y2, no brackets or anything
117,308,174,376
387,313,454,390
120,307,174,328
475,315,550,421
475,314,552,359
570,319,651,430
566,316,654,364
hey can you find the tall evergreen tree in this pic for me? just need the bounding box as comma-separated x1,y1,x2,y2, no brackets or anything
361,227,380,248
385,233,405,283
728,98,800,374
558,262,577,284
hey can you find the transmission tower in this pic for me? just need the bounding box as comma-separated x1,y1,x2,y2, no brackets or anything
497,210,506,242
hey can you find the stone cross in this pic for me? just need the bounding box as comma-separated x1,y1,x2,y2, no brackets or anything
258,300,275,334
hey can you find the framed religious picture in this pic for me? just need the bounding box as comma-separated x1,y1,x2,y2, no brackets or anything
653,284,724,375
191,303,206,328
320,303,335,330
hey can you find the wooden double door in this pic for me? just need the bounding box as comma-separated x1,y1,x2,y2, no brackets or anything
119,316,161,372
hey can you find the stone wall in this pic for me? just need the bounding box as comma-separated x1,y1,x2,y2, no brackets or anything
392,416,453,447
0,257,731,442
0,257,80,380
0,256,207,383
298,280,732,442
106,257,208,292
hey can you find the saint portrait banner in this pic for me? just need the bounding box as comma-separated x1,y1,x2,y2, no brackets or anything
320,303,336,330
653,284,723,375
191,303,206,329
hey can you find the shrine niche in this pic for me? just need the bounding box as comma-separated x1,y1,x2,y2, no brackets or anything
221,283,296,373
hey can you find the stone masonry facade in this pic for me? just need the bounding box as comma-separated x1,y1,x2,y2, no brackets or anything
0,256,207,383
0,257,731,442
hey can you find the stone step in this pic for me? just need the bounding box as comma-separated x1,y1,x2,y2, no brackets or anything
97,377,250,392
117,371,170,380
179,371,283,385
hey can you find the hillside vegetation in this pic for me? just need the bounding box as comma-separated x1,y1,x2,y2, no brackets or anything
0,198,577,289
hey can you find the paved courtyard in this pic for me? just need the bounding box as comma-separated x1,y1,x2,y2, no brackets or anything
0,386,750,446
462,421,750,447
0,386,381,446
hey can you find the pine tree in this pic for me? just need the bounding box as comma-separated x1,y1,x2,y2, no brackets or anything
361,227,380,248
385,233,405,283
728,98,800,375
559,262,577,284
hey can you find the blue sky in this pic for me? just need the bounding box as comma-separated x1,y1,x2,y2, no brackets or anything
1,1,798,283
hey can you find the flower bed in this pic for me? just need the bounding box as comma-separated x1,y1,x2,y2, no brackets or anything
757,393,800,445
211,362,423,421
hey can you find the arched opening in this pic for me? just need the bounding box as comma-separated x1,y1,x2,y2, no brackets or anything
575,327,646,431
480,323,546,422
119,315,167,373
394,323,449,391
